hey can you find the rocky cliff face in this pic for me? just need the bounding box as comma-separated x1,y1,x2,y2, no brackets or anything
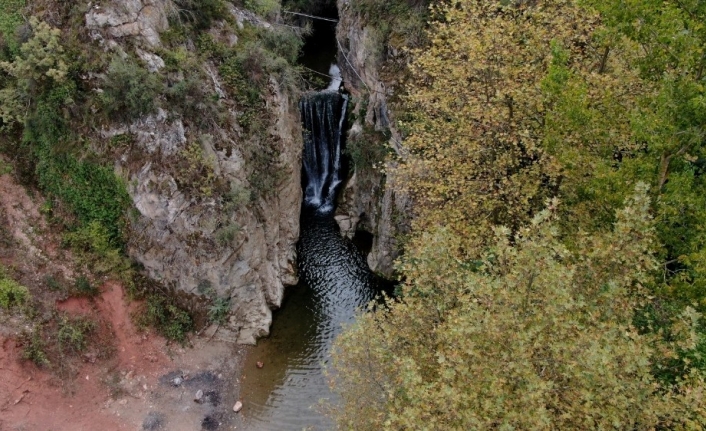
86,0,301,344
334,1,411,277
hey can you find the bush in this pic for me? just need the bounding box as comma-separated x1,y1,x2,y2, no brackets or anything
215,223,240,246
139,294,193,344
244,0,280,17
101,55,162,122
63,221,131,277
21,327,49,367
345,126,390,173
223,183,251,212
171,0,227,30
207,296,231,324
72,275,99,297
0,275,28,309
171,141,220,197
57,315,96,355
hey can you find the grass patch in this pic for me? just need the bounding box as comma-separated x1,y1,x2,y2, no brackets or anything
63,221,132,278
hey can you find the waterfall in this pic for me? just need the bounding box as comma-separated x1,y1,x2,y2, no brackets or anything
300,90,348,214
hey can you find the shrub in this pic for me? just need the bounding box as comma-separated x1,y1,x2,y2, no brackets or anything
244,0,280,17
21,327,49,366
223,183,251,212
0,17,68,128
101,55,162,121
139,294,193,344
72,275,99,297
215,223,240,246
63,221,131,277
207,296,231,324
57,315,96,355
171,141,220,197
345,126,390,173
0,276,28,309
171,0,227,30
0,0,25,55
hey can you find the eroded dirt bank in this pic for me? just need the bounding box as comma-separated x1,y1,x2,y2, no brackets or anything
1,283,248,431
0,165,250,431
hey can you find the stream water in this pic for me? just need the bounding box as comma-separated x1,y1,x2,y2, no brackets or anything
239,20,381,429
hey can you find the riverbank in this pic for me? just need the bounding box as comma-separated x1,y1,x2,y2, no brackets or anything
0,282,249,431
0,165,250,431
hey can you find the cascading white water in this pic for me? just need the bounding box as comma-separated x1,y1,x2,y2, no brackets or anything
300,88,348,213
326,64,342,91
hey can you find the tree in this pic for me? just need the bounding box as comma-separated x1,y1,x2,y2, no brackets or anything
396,0,596,259
331,186,706,430
542,0,706,309
0,17,68,129
330,0,706,427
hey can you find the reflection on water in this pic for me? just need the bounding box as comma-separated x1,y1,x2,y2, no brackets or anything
240,213,378,430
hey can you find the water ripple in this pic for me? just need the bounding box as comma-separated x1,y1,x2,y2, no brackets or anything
240,211,379,431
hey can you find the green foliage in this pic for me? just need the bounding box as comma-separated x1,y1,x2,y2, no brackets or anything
63,222,132,277
0,156,13,175
21,327,49,367
72,275,99,297
101,55,162,121
281,0,335,14
258,26,304,66
171,141,220,197
207,296,231,324
332,0,706,426
33,148,131,243
0,270,29,309
0,17,68,129
350,0,429,52
332,187,706,429
0,0,25,55
166,71,224,129
56,315,96,355
345,126,390,173
247,142,285,198
397,0,584,257
215,223,240,246
244,0,280,17
43,275,63,292
534,0,706,310
223,182,251,211
171,0,227,30
140,295,193,344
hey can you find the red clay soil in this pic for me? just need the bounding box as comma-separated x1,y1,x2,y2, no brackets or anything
0,334,128,431
0,282,167,431
1,282,247,431
0,165,247,431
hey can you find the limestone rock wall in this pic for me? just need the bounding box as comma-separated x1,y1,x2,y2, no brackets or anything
335,1,411,277
87,0,301,344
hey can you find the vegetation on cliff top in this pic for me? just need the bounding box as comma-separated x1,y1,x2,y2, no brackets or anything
332,0,706,428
